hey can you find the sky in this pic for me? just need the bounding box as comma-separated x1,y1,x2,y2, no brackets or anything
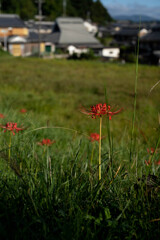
101,0,160,19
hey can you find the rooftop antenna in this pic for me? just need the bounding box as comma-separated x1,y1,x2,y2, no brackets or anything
63,0,66,17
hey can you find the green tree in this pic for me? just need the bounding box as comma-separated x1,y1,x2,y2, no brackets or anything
43,0,76,20
69,0,93,19
1,0,36,19
91,0,112,24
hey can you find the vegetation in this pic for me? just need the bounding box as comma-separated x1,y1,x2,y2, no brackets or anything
0,47,12,57
0,57,160,239
1,0,113,24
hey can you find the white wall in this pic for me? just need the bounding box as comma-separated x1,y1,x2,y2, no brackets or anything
102,48,120,58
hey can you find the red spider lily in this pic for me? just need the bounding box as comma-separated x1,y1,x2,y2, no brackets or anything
38,138,56,146
0,113,5,118
0,122,25,135
155,160,160,166
81,103,122,119
145,159,160,166
89,133,105,142
147,148,155,155
20,109,27,113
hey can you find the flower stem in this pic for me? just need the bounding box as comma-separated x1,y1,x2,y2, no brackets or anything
91,141,95,166
99,117,102,180
8,132,12,165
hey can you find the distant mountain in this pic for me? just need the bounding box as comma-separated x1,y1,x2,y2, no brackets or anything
113,15,159,22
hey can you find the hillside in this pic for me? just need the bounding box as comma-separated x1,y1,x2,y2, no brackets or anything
113,14,159,22
0,0,113,24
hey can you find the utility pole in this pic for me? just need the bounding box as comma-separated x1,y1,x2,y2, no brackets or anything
63,0,66,17
35,0,45,57
0,1,1,14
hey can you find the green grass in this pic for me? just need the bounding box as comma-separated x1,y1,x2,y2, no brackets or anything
0,57,160,239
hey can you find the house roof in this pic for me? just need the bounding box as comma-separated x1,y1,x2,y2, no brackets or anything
53,17,103,48
140,31,160,42
114,28,139,37
43,32,60,43
0,14,26,28
25,20,54,32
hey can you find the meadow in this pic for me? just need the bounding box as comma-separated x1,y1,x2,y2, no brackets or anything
0,56,160,239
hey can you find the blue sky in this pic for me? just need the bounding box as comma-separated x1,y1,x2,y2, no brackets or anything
101,0,160,19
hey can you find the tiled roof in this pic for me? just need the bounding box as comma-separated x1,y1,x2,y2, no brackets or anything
140,31,160,42
114,28,139,36
0,14,26,28
43,32,60,43
54,17,103,47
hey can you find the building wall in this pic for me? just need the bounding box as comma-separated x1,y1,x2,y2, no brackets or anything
9,44,23,56
102,48,120,58
9,42,45,57
0,28,29,37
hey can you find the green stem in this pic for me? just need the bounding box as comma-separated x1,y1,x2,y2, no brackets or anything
91,141,95,166
129,28,140,163
99,117,102,181
8,132,12,165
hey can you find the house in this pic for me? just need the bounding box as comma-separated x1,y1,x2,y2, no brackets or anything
140,24,160,51
83,21,98,35
0,14,46,56
45,17,103,54
0,14,28,37
101,47,120,59
0,14,28,53
139,24,160,64
25,20,54,34
113,27,139,46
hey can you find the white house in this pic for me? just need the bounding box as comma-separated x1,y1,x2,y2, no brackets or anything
101,47,120,59
83,21,98,35
67,45,88,56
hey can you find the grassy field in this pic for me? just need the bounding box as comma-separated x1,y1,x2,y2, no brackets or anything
0,56,160,239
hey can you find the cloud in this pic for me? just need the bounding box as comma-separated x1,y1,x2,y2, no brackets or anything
106,3,160,20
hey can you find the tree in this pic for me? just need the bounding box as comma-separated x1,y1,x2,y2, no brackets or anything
91,0,112,24
69,0,93,19
1,0,36,19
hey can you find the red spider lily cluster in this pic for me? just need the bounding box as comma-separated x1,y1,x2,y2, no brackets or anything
20,109,27,113
155,160,160,165
89,133,105,142
145,148,160,166
38,138,56,146
81,103,122,120
0,113,5,119
0,122,25,135
147,148,156,155
145,159,160,166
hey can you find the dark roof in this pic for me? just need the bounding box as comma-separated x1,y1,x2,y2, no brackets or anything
27,31,39,42
43,32,60,43
0,14,26,28
152,24,160,32
26,31,59,43
114,28,139,36
140,31,160,42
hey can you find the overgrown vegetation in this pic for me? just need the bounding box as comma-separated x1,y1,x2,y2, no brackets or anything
0,57,160,239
